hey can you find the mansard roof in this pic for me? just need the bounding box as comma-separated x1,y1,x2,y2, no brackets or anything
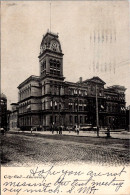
40,31,62,51
41,32,59,44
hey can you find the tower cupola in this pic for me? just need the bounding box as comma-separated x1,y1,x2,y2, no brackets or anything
40,31,62,55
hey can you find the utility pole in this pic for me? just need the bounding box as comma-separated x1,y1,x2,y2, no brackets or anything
59,85,61,126
77,84,79,126
77,97,79,125
51,96,54,125
96,84,99,137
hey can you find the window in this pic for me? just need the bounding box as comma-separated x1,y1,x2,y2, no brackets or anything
59,102,61,110
57,61,60,69
80,116,82,123
55,101,57,110
85,91,87,96
50,69,53,74
43,85,46,94
55,116,57,123
84,104,87,111
50,116,53,124
75,116,77,123
50,101,53,108
43,101,45,110
99,91,102,96
85,116,87,123
69,103,72,110
54,86,57,95
75,103,78,111
74,89,77,95
79,104,82,111
69,115,72,123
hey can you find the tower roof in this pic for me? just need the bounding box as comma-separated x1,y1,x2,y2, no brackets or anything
39,31,62,55
41,31,59,46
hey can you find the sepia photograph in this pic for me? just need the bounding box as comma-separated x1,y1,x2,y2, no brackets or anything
1,0,130,194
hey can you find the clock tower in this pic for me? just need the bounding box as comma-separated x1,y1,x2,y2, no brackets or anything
38,31,64,80
38,31,65,128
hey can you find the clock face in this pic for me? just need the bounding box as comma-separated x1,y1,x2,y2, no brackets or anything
40,44,46,53
40,47,43,53
51,41,59,51
43,44,46,50
52,42,57,48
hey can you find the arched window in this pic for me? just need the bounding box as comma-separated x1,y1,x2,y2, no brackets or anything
54,101,57,110
57,61,60,69
79,90,81,95
79,100,83,111
50,100,53,108
69,100,73,110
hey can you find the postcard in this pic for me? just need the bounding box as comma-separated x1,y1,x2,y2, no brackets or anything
1,1,130,194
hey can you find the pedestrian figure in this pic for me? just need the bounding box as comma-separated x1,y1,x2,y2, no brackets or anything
61,126,63,134
77,125,80,135
75,125,80,135
97,126,99,137
51,123,54,134
31,127,33,134
106,126,110,138
59,126,62,134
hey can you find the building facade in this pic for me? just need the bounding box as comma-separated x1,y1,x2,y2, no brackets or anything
0,93,7,129
17,31,126,130
9,103,18,130
126,105,130,130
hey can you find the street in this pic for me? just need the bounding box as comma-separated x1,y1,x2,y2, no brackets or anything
1,131,129,166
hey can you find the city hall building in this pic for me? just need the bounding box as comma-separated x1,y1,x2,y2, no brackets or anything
17,31,126,130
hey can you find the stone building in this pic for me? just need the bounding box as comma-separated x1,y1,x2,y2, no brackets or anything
126,105,130,130
17,31,126,130
105,86,126,129
0,93,7,129
9,103,18,130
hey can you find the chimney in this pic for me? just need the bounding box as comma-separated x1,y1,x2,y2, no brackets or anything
79,77,82,83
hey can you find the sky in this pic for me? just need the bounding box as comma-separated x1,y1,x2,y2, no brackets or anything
1,1,130,109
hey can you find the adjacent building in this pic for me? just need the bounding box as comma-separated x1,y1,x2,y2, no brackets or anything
0,93,7,129
126,105,130,130
17,31,126,130
9,103,19,130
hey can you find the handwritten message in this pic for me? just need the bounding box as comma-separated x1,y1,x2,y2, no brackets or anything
2,165,127,195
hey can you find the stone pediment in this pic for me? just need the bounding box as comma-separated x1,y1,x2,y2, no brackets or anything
83,76,106,85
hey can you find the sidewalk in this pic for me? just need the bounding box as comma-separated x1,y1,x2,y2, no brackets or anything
10,129,130,140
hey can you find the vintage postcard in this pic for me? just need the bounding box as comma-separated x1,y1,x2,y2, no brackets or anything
1,0,130,194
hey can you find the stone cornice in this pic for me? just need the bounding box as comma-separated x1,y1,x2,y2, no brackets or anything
18,75,40,89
